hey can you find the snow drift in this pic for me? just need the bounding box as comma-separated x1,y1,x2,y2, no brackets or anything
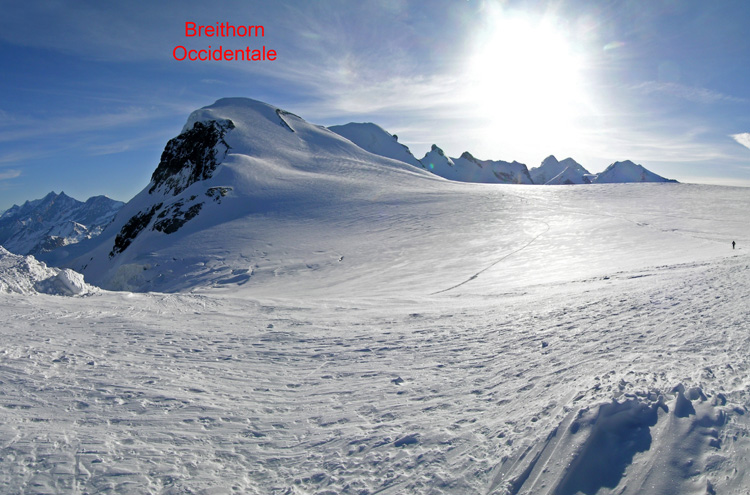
0,246,94,295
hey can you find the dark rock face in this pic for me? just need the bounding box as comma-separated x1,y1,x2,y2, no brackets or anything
109,203,162,258
276,109,299,133
108,119,237,258
149,119,234,196
206,186,233,203
153,202,204,234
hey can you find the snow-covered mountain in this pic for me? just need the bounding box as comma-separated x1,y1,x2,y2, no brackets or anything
592,160,677,183
530,155,590,184
65,97,435,291
546,165,592,185
0,191,123,255
0,246,94,295
328,124,534,185
420,144,457,176
328,122,423,168
419,146,533,184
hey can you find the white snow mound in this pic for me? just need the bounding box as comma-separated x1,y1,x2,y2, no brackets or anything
0,246,95,295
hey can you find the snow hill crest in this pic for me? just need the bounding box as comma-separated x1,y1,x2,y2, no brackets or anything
64,97,434,291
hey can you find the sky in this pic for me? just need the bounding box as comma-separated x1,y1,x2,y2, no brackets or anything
2,0,750,211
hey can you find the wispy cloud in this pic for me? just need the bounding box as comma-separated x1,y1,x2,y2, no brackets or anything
0,169,21,180
632,82,747,104
0,107,171,143
85,133,170,156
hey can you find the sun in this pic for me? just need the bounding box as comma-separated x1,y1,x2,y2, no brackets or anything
465,9,590,151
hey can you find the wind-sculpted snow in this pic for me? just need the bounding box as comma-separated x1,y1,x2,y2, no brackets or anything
2,250,750,493
0,246,94,295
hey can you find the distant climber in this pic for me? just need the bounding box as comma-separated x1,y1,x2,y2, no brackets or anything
732,240,736,250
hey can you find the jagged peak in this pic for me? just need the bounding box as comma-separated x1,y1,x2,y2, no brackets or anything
541,155,559,165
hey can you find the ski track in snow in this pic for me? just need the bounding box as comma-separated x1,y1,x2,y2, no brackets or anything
431,219,551,295
2,254,750,494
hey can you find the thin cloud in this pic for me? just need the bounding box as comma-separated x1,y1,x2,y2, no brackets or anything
0,107,169,143
0,169,21,180
632,82,747,104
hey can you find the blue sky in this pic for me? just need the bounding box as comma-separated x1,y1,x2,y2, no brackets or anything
2,0,750,211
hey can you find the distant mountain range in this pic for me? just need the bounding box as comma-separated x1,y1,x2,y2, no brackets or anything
328,122,676,185
0,192,123,256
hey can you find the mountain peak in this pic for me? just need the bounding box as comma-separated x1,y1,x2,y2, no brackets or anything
327,122,422,168
541,155,559,166
593,160,677,184
530,155,588,184
0,192,123,256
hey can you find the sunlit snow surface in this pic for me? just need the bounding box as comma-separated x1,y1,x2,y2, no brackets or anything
3,183,750,494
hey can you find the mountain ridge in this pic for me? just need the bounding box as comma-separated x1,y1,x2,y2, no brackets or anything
0,191,124,256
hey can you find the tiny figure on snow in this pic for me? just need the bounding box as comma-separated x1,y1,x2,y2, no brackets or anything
732,240,736,250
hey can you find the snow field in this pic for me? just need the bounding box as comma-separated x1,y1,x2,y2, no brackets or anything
2,181,750,493
2,255,750,493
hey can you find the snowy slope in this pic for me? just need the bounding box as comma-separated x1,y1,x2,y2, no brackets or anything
328,122,423,168
2,183,750,494
592,160,677,183
0,191,123,255
0,246,94,295
67,97,436,291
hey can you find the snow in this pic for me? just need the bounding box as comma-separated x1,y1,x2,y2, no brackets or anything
2,97,750,493
328,122,423,168
3,181,750,493
0,246,95,295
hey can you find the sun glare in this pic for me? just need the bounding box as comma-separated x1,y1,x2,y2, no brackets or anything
466,10,589,152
